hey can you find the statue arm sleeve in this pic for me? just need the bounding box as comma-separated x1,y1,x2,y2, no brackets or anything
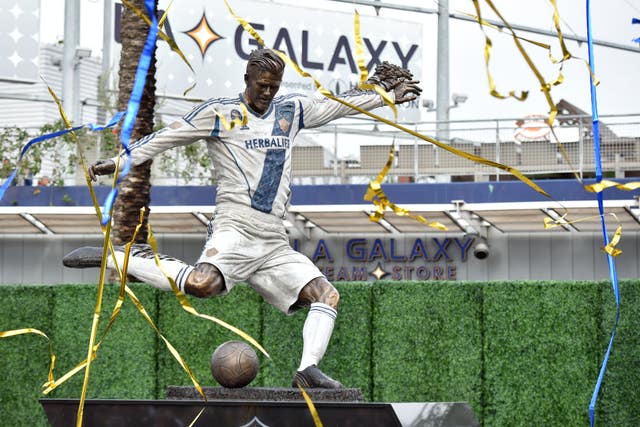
109,118,209,167
299,89,391,129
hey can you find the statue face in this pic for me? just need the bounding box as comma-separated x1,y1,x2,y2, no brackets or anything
244,68,282,114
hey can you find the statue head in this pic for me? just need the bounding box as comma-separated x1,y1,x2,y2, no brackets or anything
243,49,285,114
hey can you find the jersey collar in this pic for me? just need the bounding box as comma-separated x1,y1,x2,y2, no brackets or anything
239,93,274,119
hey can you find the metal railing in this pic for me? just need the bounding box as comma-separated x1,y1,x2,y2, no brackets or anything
3,114,639,186
292,114,640,184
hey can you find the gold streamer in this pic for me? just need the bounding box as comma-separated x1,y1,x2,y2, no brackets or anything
224,0,550,214
41,78,115,427
481,0,559,124
36,82,112,404
298,386,324,427
543,213,623,256
364,143,448,230
547,0,572,64
0,329,56,388
182,81,198,98
548,127,582,182
43,78,106,224
584,179,640,193
75,218,113,426
44,78,109,426
603,225,622,257
147,227,270,358
43,210,209,427
351,10,442,227
465,3,597,90
213,102,249,131
121,0,194,73
352,10,398,118
43,42,208,427
470,0,529,102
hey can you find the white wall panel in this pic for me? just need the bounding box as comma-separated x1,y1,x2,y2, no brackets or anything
1,232,638,285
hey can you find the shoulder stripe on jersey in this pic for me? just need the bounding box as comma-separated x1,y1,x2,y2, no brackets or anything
129,127,170,151
184,97,240,123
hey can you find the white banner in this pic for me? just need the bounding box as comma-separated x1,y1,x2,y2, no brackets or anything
153,0,423,122
0,0,40,83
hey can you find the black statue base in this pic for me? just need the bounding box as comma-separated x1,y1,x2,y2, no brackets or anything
40,386,479,427
40,398,401,427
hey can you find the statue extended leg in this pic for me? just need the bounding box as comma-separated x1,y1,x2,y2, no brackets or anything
63,244,224,297
291,277,343,389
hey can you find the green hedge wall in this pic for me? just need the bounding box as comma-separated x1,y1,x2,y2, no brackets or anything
597,280,640,426
482,281,602,426
260,282,373,397
0,286,53,427
156,284,263,395
47,284,158,400
372,281,483,413
0,280,637,427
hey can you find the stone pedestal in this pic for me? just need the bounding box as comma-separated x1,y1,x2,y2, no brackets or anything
41,387,479,426
41,397,401,427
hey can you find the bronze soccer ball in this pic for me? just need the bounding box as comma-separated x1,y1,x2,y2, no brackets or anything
210,341,259,388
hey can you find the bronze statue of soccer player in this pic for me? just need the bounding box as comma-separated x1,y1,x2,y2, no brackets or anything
64,49,421,388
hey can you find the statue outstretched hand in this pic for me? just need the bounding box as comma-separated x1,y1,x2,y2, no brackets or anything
366,61,422,104
88,159,116,181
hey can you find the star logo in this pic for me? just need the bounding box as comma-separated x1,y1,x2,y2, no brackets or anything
370,262,389,280
184,12,224,59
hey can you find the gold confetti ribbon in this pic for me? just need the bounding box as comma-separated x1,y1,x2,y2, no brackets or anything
147,227,270,358
42,211,206,427
36,84,128,427
584,179,640,193
298,385,324,427
122,0,194,73
182,81,198,98
0,328,56,389
473,0,565,124
352,10,398,118
543,213,623,256
350,11,447,228
470,0,529,102
41,22,209,427
603,225,623,257
364,142,448,230
213,102,250,131
547,127,582,182
224,0,550,205
547,0,572,64
43,78,106,223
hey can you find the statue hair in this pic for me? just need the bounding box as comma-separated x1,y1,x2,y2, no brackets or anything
246,49,285,75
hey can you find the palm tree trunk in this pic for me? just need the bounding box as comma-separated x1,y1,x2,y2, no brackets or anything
113,0,157,245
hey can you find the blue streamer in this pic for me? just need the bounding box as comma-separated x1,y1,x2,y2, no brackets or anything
0,112,124,202
586,2,621,425
101,0,159,225
633,17,640,43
